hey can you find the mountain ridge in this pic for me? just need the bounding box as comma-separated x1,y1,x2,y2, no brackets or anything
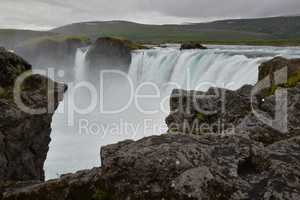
1,16,300,48
50,16,300,44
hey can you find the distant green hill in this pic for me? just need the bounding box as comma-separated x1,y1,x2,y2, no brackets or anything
51,16,300,45
0,29,56,49
1,16,300,49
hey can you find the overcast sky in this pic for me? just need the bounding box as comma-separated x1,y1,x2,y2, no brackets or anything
1,0,300,30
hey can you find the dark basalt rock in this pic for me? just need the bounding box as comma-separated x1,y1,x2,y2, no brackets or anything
0,50,31,87
237,83,300,145
257,57,300,96
0,49,66,182
180,42,207,50
85,37,146,72
258,56,300,82
2,134,300,200
166,85,253,136
99,134,300,200
1,168,104,200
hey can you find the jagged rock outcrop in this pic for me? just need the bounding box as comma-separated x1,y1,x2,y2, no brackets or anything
257,57,300,96
85,37,146,72
100,134,300,199
0,49,66,182
258,56,300,84
180,42,207,50
101,134,300,200
3,133,299,200
16,36,90,68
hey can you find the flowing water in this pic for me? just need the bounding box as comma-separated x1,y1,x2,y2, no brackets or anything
44,44,300,179
74,47,89,81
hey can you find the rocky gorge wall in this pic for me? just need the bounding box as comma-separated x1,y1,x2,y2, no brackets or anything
0,48,66,182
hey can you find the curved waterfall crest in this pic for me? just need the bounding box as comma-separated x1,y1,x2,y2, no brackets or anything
128,48,267,91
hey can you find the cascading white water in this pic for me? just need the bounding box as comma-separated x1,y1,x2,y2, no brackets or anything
129,48,270,92
45,45,300,180
74,47,89,81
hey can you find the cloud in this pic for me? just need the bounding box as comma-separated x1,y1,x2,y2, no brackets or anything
0,0,299,30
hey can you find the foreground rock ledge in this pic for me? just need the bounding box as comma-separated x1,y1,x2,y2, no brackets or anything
2,134,300,200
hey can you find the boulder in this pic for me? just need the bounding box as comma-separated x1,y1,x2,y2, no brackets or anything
180,42,207,50
85,37,146,72
16,36,90,68
0,49,67,182
166,85,253,136
237,83,300,145
2,133,300,200
99,133,300,199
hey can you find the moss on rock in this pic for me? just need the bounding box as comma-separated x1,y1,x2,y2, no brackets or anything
286,70,300,87
196,112,205,122
257,57,300,97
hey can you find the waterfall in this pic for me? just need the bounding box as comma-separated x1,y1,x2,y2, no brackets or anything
47,45,300,180
74,47,89,81
129,48,270,92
